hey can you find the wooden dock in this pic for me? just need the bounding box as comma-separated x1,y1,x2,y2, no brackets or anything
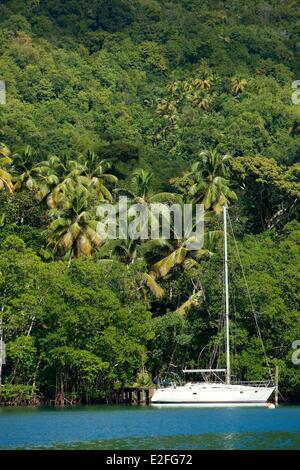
120,387,155,405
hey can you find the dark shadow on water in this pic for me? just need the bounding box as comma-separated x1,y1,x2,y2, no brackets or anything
19,432,300,450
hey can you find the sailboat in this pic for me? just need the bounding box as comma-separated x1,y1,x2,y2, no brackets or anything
151,205,275,407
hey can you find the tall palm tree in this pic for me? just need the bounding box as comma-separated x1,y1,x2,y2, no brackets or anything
118,169,179,205
0,143,13,193
230,77,247,95
186,89,210,110
114,169,180,249
167,82,179,95
113,170,180,298
175,290,203,316
150,230,213,278
189,149,237,213
138,223,215,303
11,146,54,200
156,99,177,118
78,149,118,202
193,76,213,91
46,186,101,258
45,155,85,208
111,238,139,265
46,151,118,208
183,81,193,93
131,169,154,201
104,238,165,299
0,143,10,158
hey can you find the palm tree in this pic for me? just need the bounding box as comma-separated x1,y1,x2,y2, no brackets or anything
46,151,118,208
45,155,85,208
113,171,180,298
137,224,214,303
141,213,224,309
149,149,233,290
189,149,237,213
167,81,179,95
230,77,247,95
0,143,10,158
121,169,179,204
150,235,212,279
0,143,13,193
46,186,102,258
193,76,213,91
11,146,54,200
143,150,236,306
141,272,164,299
176,290,203,315
114,169,180,247
186,90,210,110
183,81,193,93
156,99,179,133
104,238,165,299
131,169,154,201
138,202,216,283
78,150,118,202
195,96,210,110
112,238,139,265
157,99,177,118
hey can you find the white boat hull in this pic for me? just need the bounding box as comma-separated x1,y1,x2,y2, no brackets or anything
151,382,275,407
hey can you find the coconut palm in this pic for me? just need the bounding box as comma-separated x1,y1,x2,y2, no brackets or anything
78,149,118,202
176,290,203,315
111,239,140,265
113,169,177,237
230,77,247,95
46,186,102,258
195,96,210,110
138,229,212,302
193,76,213,90
183,81,193,93
44,155,85,208
11,146,54,200
141,221,224,308
141,272,164,299
142,200,223,288
113,173,180,298
0,143,10,158
156,99,179,134
114,169,180,248
151,236,212,278
167,81,179,95
0,143,13,193
46,151,118,208
119,169,180,204
186,90,210,110
131,169,154,200
103,238,165,299
156,99,177,118
189,149,237,213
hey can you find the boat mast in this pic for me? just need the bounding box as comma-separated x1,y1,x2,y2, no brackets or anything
223,205,231,385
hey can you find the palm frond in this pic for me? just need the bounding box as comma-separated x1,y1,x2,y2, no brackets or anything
141,273,164,298
152,246,187,277
176,291,203,315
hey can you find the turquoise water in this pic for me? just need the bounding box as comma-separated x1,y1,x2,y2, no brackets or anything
0,405,300,450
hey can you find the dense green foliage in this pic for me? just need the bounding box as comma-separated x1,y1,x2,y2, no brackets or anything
0,0,300,404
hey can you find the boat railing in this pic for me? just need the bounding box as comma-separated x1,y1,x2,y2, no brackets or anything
234,380,274,387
